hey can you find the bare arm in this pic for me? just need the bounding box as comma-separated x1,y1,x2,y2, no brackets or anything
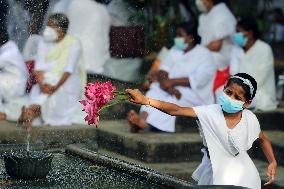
41,72,71,95
207,39,223,52
157,70,169,82
35,71,48,93
34,71,45,85
169,77,190,87
126,89,197,118
259,131,277,185
54,72,71,90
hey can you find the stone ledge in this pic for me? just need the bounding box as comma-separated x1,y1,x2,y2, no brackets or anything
0,121,97,148
96,148,284,189
0,120,283,166
66,144,195,189
98,120,284,165
101,102,284,131
66,144,246,189
97,120,203,163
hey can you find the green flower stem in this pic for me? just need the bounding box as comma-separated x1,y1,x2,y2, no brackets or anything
114,91,127,95
98,93,130,114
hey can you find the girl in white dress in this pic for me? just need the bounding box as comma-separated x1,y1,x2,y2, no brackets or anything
126,73,277,189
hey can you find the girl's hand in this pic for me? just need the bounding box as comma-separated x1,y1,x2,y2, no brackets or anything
125,89,148,105
264,162,277,186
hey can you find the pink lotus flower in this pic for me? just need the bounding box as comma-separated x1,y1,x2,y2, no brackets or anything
80,81,117,127
79,99,100,126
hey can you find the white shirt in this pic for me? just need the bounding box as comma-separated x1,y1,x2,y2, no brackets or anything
141,45,215,132
230,40,277,111
0,41,28,98
0,41,28,76
66,0,111,74
22,34,43,61
35,38,81,85
198,3,236,70
160,45,216,105
28,38,83,126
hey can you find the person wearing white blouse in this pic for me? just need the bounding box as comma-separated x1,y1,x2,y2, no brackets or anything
127,24,216,133
196,0,236,97
18,13,86,127
0,30,28,120
230,17,277,111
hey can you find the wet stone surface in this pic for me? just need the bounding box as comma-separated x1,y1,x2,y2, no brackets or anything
0,153,167,189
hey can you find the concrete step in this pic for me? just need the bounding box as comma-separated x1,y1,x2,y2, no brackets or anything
98,120,284,165
100,102,284,132
255,109,284,131
175,109,284,132
97,120,203,163
250,130,284,166
97,149,284,189
0,121,97,148
0,119,282,166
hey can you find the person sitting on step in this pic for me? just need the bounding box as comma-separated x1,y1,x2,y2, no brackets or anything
127,23,216,133
18,13,86,128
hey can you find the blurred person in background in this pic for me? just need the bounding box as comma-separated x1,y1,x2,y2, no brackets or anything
127,23,216,133
230,17,277,111
268,7,284,42
142,47,169,90
196,0,236,100
53,0,111,74
0,30,28,120
22,24,44,93
23,24,43,62
18,13,86,127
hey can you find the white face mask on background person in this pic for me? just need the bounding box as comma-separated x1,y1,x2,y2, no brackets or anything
195,0,208,13
174,37,189,51
43,26,58,42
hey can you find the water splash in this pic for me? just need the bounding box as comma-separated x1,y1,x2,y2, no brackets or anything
26,127,31,152
7,0,30,50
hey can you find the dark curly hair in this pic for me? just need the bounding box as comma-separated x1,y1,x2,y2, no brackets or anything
176,22,201,45
48,13,69,34
237,17,260,39
225,73,257,101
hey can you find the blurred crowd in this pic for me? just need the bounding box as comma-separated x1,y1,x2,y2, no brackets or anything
0,0,282,129
128,0,282,133
0,0,121,127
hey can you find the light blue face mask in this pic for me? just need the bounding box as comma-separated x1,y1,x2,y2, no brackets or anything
232,32,248,47
219,92,245,113
174,37,188,51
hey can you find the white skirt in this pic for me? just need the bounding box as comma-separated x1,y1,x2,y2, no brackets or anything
192,148,213,185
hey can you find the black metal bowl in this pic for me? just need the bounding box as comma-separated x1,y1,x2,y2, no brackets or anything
3,151,53,179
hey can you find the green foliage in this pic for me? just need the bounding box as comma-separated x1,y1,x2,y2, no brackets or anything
120,0,274,52
122,0,186,52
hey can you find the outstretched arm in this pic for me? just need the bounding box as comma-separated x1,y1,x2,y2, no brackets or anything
259,132,277,186
126,89,197,118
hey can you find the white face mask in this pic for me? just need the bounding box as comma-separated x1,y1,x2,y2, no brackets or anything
43,26,58,42
195,0,208,13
